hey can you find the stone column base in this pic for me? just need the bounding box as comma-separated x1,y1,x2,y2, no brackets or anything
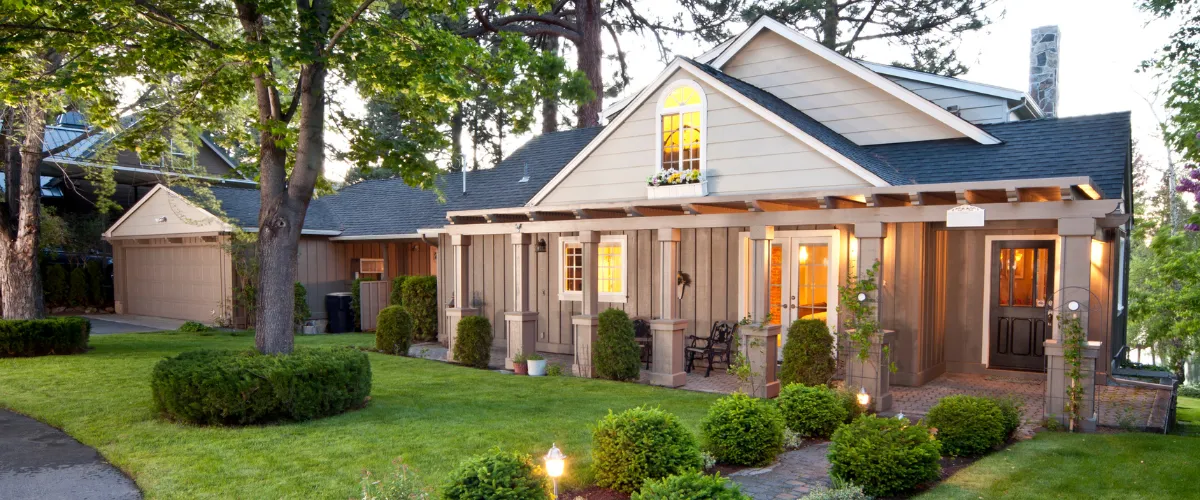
1044,339,1102,432
842,330,896,412
649,319,688,387
444,308,479,362
505,311,538,370
740,323,781,398
572,315,598,378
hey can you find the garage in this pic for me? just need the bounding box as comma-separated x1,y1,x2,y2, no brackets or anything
121,241,227,322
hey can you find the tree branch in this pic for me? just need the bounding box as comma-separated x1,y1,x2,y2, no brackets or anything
133,0,222,50
841,1,880,54
462,7,581,42
324,0,378,56
0,23,85,34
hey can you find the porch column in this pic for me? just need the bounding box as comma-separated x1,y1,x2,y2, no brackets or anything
741,225,781,398
444,234,477,362
650,228,687,387
844,222,894,412
1044,217,1101,431
572,231,600,378
505,233,537,370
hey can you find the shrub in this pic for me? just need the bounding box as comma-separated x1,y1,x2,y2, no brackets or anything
632,471,749,500
992,395,1024,439
545,364,564,376
700,393,785,466
776,384,849,438
441,449,548,500
85,260,105,306
803,484,869,500
453,316,492,368
593,308,640,381
294,282,311,330
828,415,941,497
836,387,865,424
360,459,429,500
0,317,90,357
45,264,68,307
780,319,835,387
925,395,1007,457
592,406,703,493
401,276,437,341
69,267,89,307
389,275,410,306
179,321,213,333
376,306,413,355
351,278,365,331
1181,385,1200,398
150,347,371,425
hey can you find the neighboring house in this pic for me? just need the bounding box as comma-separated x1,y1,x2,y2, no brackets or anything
430,18,1132,398
101,127,601,325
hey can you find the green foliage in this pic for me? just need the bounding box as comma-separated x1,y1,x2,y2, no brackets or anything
0,317,90,357
352,278,366,332
1129,232,1200,381
776,384,849,438
593,308,641,381
828,415,941,497
545,363,564,376
1180,385,1200,398
631,471,750,500
85,261,106,307
780,319,836,387
836,388,866,424
803,484,869,500
992,395,1024,439
179,321,213,333
68,267,89,307
360,459,430,500
1059,313,1087,429
1142,0,1200,179
40,206,70,253
453,316,492,369
700,393,785,466
389,276,410,306
401,276,438,342
150,347,372,426
376,306,413,356
926,395,1007,456
45,264,68,307
440,449,548,500
838,261,887,367
592,406,703,493
294,282,311,331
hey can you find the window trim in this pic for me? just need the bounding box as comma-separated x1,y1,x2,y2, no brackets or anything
655,79,707,175
558,234,628,303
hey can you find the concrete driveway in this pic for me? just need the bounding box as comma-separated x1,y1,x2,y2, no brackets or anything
0,410,141,500
79,314,187,335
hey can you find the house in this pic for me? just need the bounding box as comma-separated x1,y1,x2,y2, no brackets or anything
427,19,1131,423
100,127,601,325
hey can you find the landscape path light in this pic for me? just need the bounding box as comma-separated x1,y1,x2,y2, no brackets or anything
545,443,566,498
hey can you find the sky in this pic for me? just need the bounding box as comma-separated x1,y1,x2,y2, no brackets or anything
319,0,1177,186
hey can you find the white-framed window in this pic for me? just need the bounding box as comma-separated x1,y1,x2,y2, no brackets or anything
657,80,706,173
558,235,628,303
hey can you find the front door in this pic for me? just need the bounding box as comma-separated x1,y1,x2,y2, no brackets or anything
989,240,1055,372
763,235,838,350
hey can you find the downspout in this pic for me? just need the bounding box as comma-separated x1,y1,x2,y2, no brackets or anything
420,232,439,248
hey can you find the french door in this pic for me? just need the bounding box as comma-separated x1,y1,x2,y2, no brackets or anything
742,231,840,350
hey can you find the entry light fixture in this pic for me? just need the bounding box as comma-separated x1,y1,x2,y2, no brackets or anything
535,239,548,253
545,443,566,497
1067,300,1081,312
856,387,870,407
857,293,868,303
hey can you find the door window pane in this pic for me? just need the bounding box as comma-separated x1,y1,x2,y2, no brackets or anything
999,248,1011,306
796,244,829,322
1035,248,1049,307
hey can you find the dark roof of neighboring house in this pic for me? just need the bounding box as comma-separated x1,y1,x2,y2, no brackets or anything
185,185,343,233
865,112,1131,199
685,58,915,185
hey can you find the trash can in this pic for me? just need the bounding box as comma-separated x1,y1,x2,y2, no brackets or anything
325,292,354,333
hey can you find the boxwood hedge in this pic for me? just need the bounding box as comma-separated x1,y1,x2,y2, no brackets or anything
0,316,90,357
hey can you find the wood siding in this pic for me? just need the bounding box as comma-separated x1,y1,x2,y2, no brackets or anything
108,187,226,238
722,31,964,145
887,77,1015,125
296,238,436,320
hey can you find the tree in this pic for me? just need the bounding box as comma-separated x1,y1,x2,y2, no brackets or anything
735,0,997,77
1143,0,1200,178
1129,231,1200,381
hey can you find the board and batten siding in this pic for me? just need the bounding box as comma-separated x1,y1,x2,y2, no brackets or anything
296,238,436,320
538,71,872,206
887,77,1016,125
721,30,964,145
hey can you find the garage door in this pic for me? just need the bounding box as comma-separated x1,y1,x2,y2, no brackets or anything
124,244,226,322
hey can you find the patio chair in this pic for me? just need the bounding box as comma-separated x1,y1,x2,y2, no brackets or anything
633,318,652,369
685,321,738,377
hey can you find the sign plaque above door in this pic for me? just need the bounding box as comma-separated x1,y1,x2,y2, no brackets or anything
946,204,985,227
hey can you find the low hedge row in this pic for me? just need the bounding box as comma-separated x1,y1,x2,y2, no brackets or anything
0,316,90,357
150,347,371,425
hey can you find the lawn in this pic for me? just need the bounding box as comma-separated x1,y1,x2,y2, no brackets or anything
919,431,1200,499
1176,396,1200,437
0,332,721,499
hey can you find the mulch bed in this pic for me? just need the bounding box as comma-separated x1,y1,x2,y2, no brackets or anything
559,486,628,500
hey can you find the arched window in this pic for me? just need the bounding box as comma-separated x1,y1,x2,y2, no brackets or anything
657,81,706,173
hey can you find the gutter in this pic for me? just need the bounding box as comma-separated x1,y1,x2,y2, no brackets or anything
328,232,425,242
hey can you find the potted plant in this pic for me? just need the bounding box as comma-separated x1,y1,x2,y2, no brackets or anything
512,352,529,375
527,353,547,376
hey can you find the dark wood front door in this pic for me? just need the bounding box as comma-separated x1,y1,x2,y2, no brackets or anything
989,240,1055,372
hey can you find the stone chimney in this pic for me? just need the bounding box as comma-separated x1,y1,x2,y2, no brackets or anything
1029,26,1060,118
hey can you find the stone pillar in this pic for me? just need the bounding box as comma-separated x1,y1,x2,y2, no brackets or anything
650,228,687,387
445,234,477,362
572,231,600,378
1044,337,1102,431
846,222,893,411
1057,218,1095,334
505,233,537,370
748,226,774,322
1044,217,1100,431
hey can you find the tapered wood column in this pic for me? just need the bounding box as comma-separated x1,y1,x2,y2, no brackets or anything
505,233,537,370
1044,217,1101,431
650,228,687,387
572,231,600,377
844,222,892,411
742,225,780,398
445,234,477,362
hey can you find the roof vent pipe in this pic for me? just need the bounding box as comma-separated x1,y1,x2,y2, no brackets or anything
1029,26,1060,118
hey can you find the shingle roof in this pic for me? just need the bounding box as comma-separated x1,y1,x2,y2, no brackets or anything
865,112,1131,199
685,58,914,185
180,185,343,232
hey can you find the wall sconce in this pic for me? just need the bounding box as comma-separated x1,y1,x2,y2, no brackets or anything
1091,239,1104,265
535,239,547,253
676,271,691,300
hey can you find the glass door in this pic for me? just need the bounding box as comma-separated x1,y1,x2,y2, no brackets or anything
989,240,1055,372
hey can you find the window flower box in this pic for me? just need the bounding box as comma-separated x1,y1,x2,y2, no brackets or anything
647,169,708,199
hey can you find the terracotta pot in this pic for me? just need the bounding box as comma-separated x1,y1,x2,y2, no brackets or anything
513,362,529,375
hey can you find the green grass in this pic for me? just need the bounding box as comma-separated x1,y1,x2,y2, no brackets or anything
0,332,720,499
919,432,1200,499
1177,396,1200,437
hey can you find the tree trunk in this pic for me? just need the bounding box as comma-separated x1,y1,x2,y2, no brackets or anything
0,103,46,319
541,36,559,133
820,0,839,50
575,0,603,128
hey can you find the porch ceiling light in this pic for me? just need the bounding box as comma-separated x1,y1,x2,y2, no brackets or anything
856,387,870,407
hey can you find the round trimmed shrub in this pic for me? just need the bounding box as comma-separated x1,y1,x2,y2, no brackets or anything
632,471,750,500
441,449,549,500
402,276,438,341
453,316,492,368
925,395,1007,456
828,415,941,497
776,384,849,438
700,393,785,466
150,347,371,425
592,406,702,493
836,387,865,424
376,305,413,355
780,319,835,387
593,308,640,381
991,395,1024,439
0,317,90,357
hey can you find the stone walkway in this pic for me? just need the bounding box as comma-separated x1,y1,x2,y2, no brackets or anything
0,410,141,500
726,443,832,500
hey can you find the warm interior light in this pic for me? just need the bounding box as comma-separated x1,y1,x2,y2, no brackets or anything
1091,239,1104,265
798,245,809,264
856,387,870,407
545,444,566,478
